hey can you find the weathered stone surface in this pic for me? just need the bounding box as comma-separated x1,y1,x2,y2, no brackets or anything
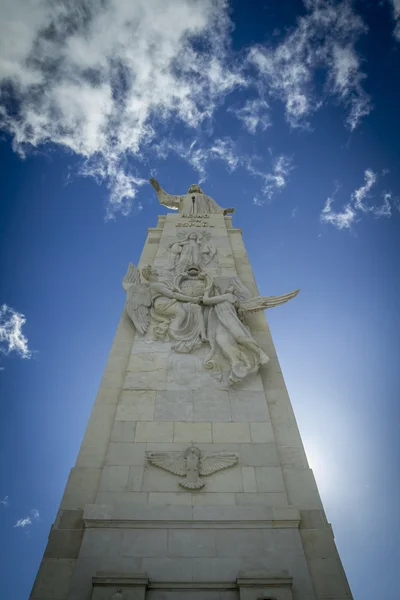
44,529,83,559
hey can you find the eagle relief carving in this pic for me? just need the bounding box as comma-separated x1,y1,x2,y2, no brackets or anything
146,446,238,490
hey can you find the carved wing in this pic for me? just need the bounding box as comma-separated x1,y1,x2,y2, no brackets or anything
122,263,151,335
239,289,300,314
199,453,238,476
147,452,187,476
213,276,252,300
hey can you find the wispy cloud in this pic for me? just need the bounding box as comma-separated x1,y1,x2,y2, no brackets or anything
0,304,31,359
248,0,371,130
14,509,40,528
0,0,373,217
388,0,400,40
0,0,242,218
321,170,395,230
0,496,9,508
229,98,271,134
251,155,294,205
321,194,357,230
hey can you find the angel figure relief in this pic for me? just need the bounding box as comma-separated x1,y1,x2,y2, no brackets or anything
122,263,207,353
167,232,216,273
147,446,238,490
201,276,299,384
122,263,299,384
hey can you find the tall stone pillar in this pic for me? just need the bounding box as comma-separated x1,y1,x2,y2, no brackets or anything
30,185,353,600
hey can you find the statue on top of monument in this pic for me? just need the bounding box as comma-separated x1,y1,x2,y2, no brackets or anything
149,177,235,215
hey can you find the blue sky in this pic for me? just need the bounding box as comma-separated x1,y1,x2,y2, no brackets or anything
0,0,400,598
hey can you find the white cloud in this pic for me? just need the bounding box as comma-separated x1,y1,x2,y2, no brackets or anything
0,496,9,508
0,304,31,359
389,0,400,40
229,98,271,133
248,0,370,130
320,195,357,230
0,0,374,216
250,155,293,204
156,137,293,204
321,170,395,230
0,0,242,218
373,193,392,218
14,508,40,528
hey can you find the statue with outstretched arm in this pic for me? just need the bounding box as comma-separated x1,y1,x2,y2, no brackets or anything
149,177,235,215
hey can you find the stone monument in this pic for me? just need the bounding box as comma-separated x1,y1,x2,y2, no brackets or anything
30,180,353,600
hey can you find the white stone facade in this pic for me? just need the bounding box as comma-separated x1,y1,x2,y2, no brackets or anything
30,213,353,600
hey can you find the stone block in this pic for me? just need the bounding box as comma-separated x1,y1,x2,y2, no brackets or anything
128,466,145,491
192,557,241,581
255,467,286,493
174,422,212,443
61,468,102,510
271,422,303,448
167,529,216,557
277,446,309,469
154,391,193,421
216,530,264,557
232,372,264,392
30,558,76,598
205,467,243,493
131,340,168,354
135,422,174,443
80,405,117,447
127,351,168,372
99,466,130,492
75,444,108,469
229,391,270,422
249,422,275,443
212,423,250,443
307,557,351,598
58,509,84,530
300,529,337,558
240,443,279,466
148,492,192,506
192,389,231,422
106,443,146,466
93,388,121,407
191,492,236,506
147,593,238,600
44,529,83,559
96,491,148,507
123,370,168,390
121,529,167,557
242,467,257,492
141,557,193,581
282,469,323,509
235,493,288,507
116,391,156,421
299,509,328,530
79,529,122,557
110,421,136,442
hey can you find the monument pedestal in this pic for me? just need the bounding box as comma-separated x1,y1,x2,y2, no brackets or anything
31,200,352,600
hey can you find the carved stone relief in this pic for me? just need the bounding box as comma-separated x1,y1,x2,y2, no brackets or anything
167,232,216,273
146,446,238,490
122,262,299,385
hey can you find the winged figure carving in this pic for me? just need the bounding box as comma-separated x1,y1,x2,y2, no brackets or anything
238,288,300,315
122,263,151,335
146,446,238,490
